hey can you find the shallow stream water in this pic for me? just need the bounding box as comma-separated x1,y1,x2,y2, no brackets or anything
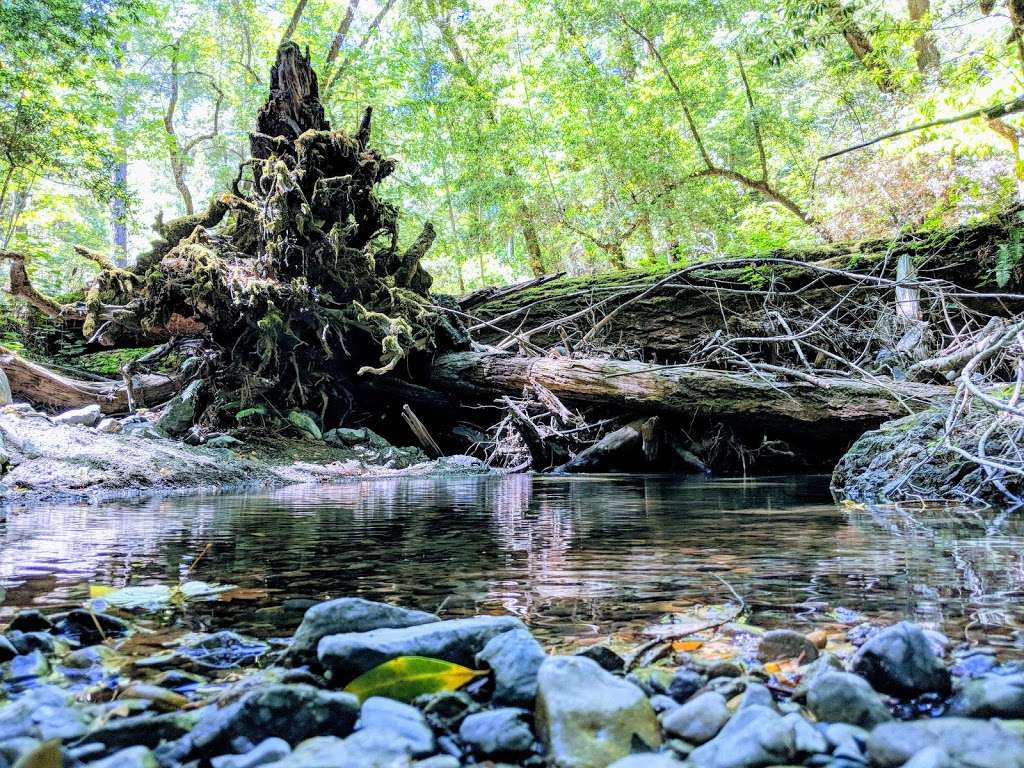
1,474,1023,650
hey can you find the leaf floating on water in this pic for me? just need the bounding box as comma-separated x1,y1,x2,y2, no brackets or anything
88,581,236,610
14,740,62,768
343,656,486,703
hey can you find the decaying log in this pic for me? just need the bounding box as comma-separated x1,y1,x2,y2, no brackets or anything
428,351,952,431
0,347,178,413
465,214,1024,360
554,418,645,473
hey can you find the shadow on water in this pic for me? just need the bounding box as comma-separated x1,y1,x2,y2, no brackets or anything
1,474,1023,648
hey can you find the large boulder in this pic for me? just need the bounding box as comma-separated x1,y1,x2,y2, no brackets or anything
688,705,795,768
806,671,891,728
284,598,438,665
866,718,1024,767
850,622,950,698
317,616,524,685
535,655,661,768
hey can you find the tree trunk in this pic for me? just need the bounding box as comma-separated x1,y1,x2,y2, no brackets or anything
907,0,940,73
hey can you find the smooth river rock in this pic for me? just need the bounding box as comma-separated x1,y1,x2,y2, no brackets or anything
317,615,525,684
54,405,102,427
184,684,359,757
850,621,950,698
946,672,1024,718
688,704,795,768
458,707,534,757
756,629,818,663
285,598,438,664
475,627,546,707
660,691,730,745
535,655,661,768
866,718,1024,767
806,671,892,728
356,696,434,756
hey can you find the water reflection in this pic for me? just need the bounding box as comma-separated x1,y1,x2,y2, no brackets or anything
2,475,1024,647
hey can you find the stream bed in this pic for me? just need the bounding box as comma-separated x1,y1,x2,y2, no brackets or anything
1,474,1022,651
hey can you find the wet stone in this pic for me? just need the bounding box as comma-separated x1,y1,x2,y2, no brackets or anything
669,669,704,704
210,738,291,768
688,704,795,768
608,756,686,768
0,637,15,664
475,627,545,707
459,708,535,758
851,621,951,698
317,616,525,685
946,671,1024,718
416,691,480,732
756,629,819,663
535,655,661,768
357,696,433,757
286,597,438,666
178,631,269,670
807,671,892,729
83,746,159,768
866,718,1024,768
575,645,625,673
7,610,52,634
54,610,130,645
660,692,730,745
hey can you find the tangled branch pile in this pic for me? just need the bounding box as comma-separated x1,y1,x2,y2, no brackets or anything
5,43,465,427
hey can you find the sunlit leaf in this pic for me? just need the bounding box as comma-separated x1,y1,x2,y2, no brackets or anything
342,656,486,703
91,581,235,610
90,585,115,598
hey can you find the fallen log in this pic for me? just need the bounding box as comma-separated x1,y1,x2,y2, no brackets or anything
465,214,1023,361
0,347,177,414
428,351,952,434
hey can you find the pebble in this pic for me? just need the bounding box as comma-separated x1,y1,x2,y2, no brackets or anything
575,645,625,673
668,668,704,704
211,738,291,768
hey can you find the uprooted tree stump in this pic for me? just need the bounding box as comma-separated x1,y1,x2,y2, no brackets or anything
2,43,466,427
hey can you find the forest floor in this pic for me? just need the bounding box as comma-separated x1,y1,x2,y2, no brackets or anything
0,401,488,505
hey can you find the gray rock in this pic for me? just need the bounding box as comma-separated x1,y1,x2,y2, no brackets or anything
95,418,121,434
782,712,827,755
260,733,407,768
84,747,158,768
475,627,545,707
902,746,954,768
607,756,686,768
649,694,680,715
156,379,203,437
205,435,241,448
80,710,201,752
866,718,1024,768
0,636,15,663
324,428,369,447
850,621,950,698
946,672,1024,718
211,738,291,768
414,758,459,768
660,692,730,745
459,708,534,757
688,705,795,768
790,652,844,702
756,629,818,663
575,645,625,673
317,616,524,684
54,405,102,427
186,684,359,757
358,697,433,756
669,669,703,704
0,369,11,406
807,671,891,728
535,655,661,768
738,682,773,710
286,598,437,665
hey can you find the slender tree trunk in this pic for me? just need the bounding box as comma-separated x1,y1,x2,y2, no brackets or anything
111,53,129,267
520,209,545,277
907,0,940,73
164,47,195,215
281,0,308,44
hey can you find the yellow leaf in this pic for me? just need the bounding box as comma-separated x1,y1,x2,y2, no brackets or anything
672,639,704,652
14,740,62,768
90,585,115,599
343,656,486,703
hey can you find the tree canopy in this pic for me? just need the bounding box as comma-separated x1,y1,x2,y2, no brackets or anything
3,0,1024,293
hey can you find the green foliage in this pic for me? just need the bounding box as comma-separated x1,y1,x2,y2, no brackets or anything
996,224,1024,288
